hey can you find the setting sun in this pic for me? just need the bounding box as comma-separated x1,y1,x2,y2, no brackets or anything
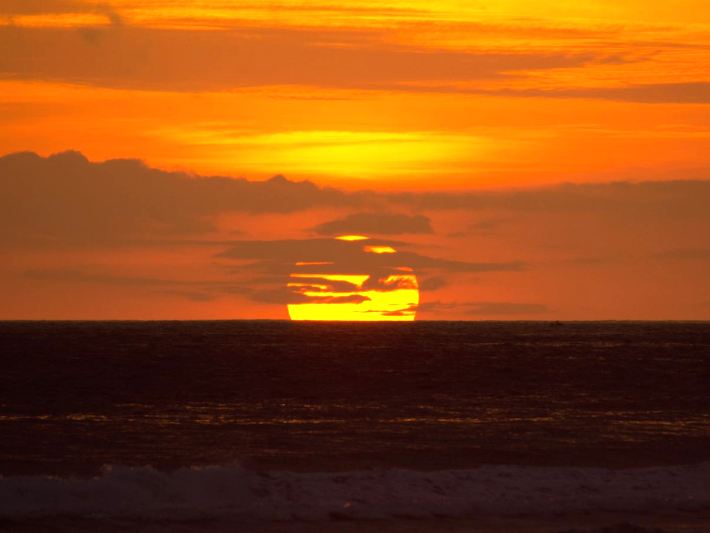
286,239,419,321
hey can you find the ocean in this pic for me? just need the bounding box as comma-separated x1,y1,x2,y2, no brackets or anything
1,321,709,532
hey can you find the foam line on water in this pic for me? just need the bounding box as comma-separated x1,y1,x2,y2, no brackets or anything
1,463,709,520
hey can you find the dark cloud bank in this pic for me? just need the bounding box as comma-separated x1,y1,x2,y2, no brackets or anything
0,151,354,244
4,151,710,313
3,151,709,246
218,238,522,274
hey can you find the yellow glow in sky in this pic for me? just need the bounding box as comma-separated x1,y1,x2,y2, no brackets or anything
364,245,397,254
336,235,369,242
158,129,483,182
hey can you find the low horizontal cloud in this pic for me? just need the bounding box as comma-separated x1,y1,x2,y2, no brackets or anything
655,249,710,261
448,218,507,238
360,275,419,292
239,286,371,305
25,267,369,306
0,25,604,91
312,212,433,236
288,277,361,293
490,82,710,104
25,268,184,287
418,276,449,291
387,80,710,104
218,238,524,276
25,268,236,297
217,237,522,306
26,267,373,306
393,180,710,218
465,302,550,315
417,301,550,316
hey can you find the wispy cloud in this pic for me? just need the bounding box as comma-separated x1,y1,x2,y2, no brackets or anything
393,180,710,217
483,82,710,104
217,238,525,275
417,301,550,316
0,25,605,91
655,249,710,261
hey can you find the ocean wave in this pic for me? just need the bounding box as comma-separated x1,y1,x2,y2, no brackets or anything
1,463,709,520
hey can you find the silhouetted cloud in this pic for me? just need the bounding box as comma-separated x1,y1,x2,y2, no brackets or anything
288,277,361,293
218,238,524,275
360,274,419,292
0,151,356,244
4,150,710,254
418,276,449,291
29,257,658,316
465,302,549,315
240,286,371,305
158,290,216,302
312,212,433,236
380,308,415,317
25,269,186,287
448,218,507,238
216,237,522,306
393,180,710,217
25,269,238,299
470,218,506,232
379,80,710,104
488,82,710,104
26,259,417,306
25,267,372,306
417,301,550,316
655,249,710,261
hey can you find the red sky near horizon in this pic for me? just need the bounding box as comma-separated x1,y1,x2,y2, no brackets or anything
1,0,709,320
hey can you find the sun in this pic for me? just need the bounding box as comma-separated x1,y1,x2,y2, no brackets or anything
287,237,419,321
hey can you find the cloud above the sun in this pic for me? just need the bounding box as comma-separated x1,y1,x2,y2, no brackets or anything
312,212,433,236
3,150,710,318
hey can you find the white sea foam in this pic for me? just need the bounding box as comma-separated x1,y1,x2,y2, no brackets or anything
1,463,709,520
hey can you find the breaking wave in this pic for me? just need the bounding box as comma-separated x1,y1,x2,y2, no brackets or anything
1,463,709,520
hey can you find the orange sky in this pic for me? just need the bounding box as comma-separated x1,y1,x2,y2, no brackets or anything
1,0,709,319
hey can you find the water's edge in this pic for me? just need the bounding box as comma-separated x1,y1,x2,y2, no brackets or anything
2,462,709,520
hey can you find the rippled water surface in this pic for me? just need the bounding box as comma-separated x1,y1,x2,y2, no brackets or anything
1,321,709,476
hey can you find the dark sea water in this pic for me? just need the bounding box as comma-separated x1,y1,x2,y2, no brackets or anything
1,321,709,526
